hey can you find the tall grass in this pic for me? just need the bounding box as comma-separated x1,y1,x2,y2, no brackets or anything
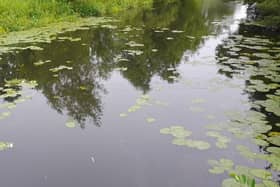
257,0,280,26
68,0,153,16
0,0,76,33
246,0,280,27
0,0,153,34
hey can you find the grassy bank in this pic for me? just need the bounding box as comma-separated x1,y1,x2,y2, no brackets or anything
245,0,280,28
0,0,152,34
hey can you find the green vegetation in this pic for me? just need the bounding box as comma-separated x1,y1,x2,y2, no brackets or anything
246,0,280,28
0,0,152,34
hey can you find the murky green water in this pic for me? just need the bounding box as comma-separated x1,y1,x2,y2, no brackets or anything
0,0,279,186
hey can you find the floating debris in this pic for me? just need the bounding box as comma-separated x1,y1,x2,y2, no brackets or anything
49,65,73,73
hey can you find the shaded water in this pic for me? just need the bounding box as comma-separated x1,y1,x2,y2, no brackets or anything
0,0,280,186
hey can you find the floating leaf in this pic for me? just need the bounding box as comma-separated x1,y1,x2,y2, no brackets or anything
251,139,269,147
250,169,272,180
268,136,280,146
125,41,144,47
185,139,210,150
49,65,73,73
65,119,76,128
262,180,279,187
151,49,158,52
208,158,234,175
79,86,87,91
268,132,280,137
172,138,186,146
146,117,156,123
222,178,240,187
119,113,127,118
171,30,184,33
0,111,11,119
206,131,230,149
266,147,280,156
33,60,51,66
0,142,13,151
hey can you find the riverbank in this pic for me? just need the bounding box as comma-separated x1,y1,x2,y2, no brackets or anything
0,0,152,34
245,0,280,31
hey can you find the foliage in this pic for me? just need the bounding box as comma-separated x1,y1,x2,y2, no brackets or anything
246,0,280,27
0,0,152,33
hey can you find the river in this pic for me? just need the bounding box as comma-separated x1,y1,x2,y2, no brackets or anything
0,0,279,186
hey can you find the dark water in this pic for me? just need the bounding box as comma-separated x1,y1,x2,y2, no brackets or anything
0,0,280,186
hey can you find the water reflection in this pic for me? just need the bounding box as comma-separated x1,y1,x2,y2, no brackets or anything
216,21,280,184
0,0,236,126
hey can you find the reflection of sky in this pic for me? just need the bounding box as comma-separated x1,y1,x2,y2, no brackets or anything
175,3,248,97
183,3,247,63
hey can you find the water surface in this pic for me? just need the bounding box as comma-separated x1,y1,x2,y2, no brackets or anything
0,0,279,186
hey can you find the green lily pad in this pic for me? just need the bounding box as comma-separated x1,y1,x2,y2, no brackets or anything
160,128,171,135
125,41,144,47
222,178,240,187
206,131,230,149
250,169,272,180
172,138,186,146
119,113,127,118
208,158,234,174
33,60,51,66
49,65,73,73
0,111,11,119
251,139,269,147
65,119,76,128
146,117,156,123
0,142,13,151
266,147,280,156
209,166,225,174
185,139,210,150
268,136,280,146
262,180,279,187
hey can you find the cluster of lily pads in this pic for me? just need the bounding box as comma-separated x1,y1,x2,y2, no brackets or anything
119,91,172,124
0,17,111,54
212,32,280,186
208,157,279,187
0,79,38,121
160,126,211,150
0,79,38,152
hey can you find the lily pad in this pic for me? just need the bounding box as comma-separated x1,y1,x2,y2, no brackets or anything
208,158,234,174
0,142,13,151
172,138,186,146
65,119,76,128
250,169,272,180
146,118,156,123
268,136,280,146
185,139,210,150
49,65,73,73
266,147,280,156
222,178,240,187
119,113,127,118
262,180,279,187
33,60,51,66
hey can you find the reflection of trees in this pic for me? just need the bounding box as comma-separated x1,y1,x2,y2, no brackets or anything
215,23,280,148
91,0,234,91
0,38,109,127
0,0,236,127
